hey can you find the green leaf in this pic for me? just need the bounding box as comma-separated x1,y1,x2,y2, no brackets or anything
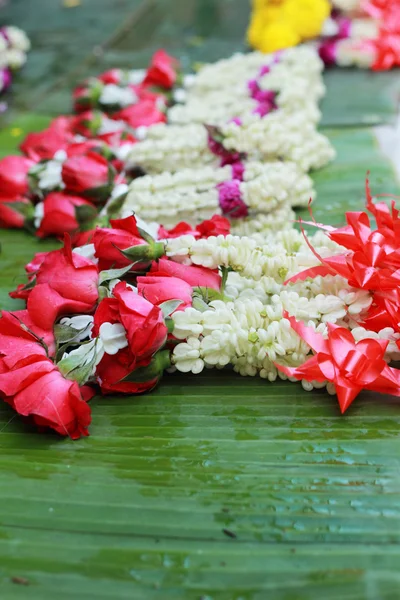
58,339,99,385
3,200,34,220
99,263,134,285
120,349,171,382
159,299,183,317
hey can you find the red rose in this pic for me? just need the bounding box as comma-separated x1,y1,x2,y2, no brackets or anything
0,311,89,438
22,237,99,330
0,357,92,439
49,115,75,137
9,251,49,300
137,275,193,311
143,50,179,89
196,215,231,238
93,215,147,271
71,229,95,247
0,310,55,362
69,111,99,138
157,221,200,240
73,85,90,113
62,152,110,196
98,69,122,85
66,140,104,157
114,99,166,129
93,282,167,360
0,195,32,229
36,192,97,239
96,130,136,148
20,128,68,161
95,349,158,395
150,258,222,290
0,155,35,197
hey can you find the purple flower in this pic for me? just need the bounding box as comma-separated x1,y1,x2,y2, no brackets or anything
217,180,248,219
231,161,245,182
0,68,12,93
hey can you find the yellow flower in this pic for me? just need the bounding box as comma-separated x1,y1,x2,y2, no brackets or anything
283,0,331,40
255,21,301,53
247,0,331,52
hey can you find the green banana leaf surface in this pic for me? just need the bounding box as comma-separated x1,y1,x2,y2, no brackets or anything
1,1,400,597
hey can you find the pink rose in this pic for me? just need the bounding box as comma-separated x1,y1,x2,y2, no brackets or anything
137,275,193,311
36,192,97,238
20,128,69,161
114,99,166,129
0,155,35,197
62,152,111,196
21,237,99,330
93,215,147,271
93,282,167,360
150,258,222,290
143,50,179,89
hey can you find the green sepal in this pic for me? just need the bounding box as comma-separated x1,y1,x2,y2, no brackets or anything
99,263,135,285
118,241,165,262
75,203,98,225
105,191,128,218
119,349,171,383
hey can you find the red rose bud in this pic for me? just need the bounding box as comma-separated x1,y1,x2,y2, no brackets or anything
62,152,112,199
143,49,179,89
98,69,122,85
157,221,200,239
36,192,97,238
0,311,91,438
25,236,99,330
20,127,69,161
137,275,193,311
196,215,231,238
0,155,35,197
95,350,160,395
0,357,92,438
9,250,48,300
0,309,55,361
93,215,164,271
93,281,168,360
0,195,34,229
70,110,103,138
150,258,222,290
114,99,166,129
65,139,104,157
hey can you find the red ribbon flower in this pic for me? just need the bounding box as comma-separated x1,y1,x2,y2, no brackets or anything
275,314,400,413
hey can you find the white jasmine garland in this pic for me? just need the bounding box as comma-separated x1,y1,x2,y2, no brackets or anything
121,161,315,226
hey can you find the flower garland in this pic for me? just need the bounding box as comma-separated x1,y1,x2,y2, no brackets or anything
168,46,325,125
0,45,334,239
0,26,30,106
120,161,314,226
4,179,400,438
